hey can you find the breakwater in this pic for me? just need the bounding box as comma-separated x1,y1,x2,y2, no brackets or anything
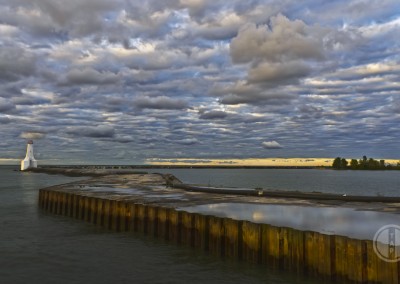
38,180,399,283
174,183,400,203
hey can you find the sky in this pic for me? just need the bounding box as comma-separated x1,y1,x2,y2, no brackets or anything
0,0,400,165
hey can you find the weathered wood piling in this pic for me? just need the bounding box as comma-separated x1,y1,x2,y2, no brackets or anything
39,188,399,283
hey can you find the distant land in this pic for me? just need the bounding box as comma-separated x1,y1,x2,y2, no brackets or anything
2,157,399,168
145,158,400,167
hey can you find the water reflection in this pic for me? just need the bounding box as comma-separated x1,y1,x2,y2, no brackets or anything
180,203,400,240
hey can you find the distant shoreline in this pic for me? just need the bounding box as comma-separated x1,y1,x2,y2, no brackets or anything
31,165,329,170
4,164,399,171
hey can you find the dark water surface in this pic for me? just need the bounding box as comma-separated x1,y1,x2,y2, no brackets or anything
142,168,400,196
0,166,318,284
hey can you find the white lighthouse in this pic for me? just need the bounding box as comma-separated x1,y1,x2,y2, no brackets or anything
21,140,38,171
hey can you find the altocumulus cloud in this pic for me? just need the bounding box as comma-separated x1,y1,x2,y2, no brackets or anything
0,0,400,164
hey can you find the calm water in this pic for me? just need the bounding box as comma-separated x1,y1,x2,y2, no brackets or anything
0,166,318,284
143,168,400,196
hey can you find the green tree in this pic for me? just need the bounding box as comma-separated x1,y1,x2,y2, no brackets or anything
379,160,385,169
340,158,348,169
359,155,368,169
368,158,379,170
350,159,359,169
332,157,341,169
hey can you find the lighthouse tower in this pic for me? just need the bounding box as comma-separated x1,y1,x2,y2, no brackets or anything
21,140,38,171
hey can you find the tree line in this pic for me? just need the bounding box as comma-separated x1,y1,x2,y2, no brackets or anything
332,156,400,170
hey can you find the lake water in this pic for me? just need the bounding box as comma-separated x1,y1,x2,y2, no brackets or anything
0,166,319,284
142,168,400,197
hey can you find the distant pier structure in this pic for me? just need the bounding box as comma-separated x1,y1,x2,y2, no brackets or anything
21,140,38,171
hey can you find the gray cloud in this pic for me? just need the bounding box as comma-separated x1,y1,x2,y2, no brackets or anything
63,68,120,85
211,81,297,105
230,15,325,64
0,0,122,38
0,116,11,124
114,135,135,143
134,96,189,110
247,61,311,84
0,46,36,81
199,110,228,119
66,125,115,138
208,14,341,106
0,98,16,113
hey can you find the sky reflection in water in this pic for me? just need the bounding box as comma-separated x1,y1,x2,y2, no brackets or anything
180,203,400,240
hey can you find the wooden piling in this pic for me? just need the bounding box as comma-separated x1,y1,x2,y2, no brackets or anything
72,194,79,219
223,218,241,259
78,195,85,220
109,200,117,231
157,206,169,240
208,216,224,256
59,192,66,215
194,213,209,250
117,201,128,232
89,197,97,224
262,224,280,269
66,193,73,217
83,196,91,222
51,191,58,214
168,209,181,244
96,198,104,226
103,199,111,229
147,205,158,237
242,221,261,263
136,203,147,234
334,235,347,282
181,211,195,247
127,203,137,231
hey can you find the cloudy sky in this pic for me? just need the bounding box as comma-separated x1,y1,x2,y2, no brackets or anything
1,0,400,165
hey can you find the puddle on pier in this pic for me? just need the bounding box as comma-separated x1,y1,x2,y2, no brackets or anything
179,203,400,240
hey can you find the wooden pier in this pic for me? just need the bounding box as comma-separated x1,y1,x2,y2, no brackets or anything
38,173,400,283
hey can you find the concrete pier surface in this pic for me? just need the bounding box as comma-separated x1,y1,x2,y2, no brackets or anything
37,169,400,283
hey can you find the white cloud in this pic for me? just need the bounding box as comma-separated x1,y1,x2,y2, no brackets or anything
262,141,283,149
20,132,46,139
